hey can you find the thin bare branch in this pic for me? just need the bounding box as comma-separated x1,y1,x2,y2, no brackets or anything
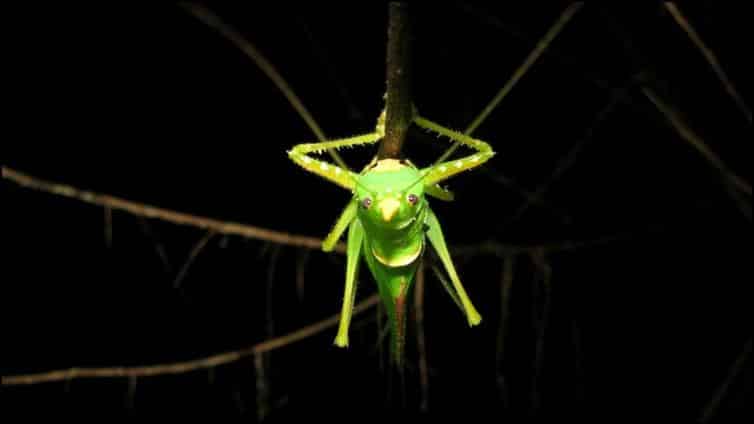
3,167,626,257
180,2,349,170
173,231,216,289
2,294,380,386
663,3,751,123
2,167,346,253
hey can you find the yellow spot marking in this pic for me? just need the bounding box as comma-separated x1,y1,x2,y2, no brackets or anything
380,198,400,222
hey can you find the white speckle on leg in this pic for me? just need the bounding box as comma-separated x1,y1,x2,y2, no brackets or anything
335,167,342,175
320,163,329,171
439,165,447,172
302,156,312,164
454,161,463,168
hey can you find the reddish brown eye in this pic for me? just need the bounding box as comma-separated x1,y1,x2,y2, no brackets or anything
407,193,418,205
361,197,373,209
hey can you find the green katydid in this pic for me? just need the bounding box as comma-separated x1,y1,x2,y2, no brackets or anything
287,107,494,365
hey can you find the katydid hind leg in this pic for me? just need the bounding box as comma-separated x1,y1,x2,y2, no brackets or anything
425,207,482,326
334,219,365,347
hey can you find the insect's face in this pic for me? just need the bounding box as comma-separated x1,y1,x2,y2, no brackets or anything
355,159,425,231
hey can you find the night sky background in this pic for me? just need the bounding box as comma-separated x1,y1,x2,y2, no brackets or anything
5,2,752,422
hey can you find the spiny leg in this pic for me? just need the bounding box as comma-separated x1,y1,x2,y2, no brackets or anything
425,183,454,201
322,198,358,252
334,219,365,347
425,207,482,326
413,115,495,187
288,132,382,191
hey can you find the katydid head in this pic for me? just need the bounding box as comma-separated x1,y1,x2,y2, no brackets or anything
354,159,425,231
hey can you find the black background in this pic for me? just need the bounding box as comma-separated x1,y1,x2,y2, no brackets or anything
5,2,752,421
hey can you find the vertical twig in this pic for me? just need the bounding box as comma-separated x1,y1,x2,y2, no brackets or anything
530,248,552,414
414,263,429,411
265,245,282,339
496,254,516,406
254,353,269,421
663,3,751,123
699,338,752,423
378,2,412,159
124,376,137,412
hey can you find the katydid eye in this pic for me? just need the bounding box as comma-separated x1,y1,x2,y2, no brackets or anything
361,197,373,209
407,193,418,205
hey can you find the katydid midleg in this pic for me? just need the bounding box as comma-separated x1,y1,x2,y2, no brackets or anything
288,109,494,366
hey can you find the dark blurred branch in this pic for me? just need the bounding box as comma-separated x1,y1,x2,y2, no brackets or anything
599,7,751,211
496,254,516,406
463,3,584,136
456,2,611,91
254,353,269,421
642,87,750,196
502,85,628,227
265,245,283,338
379,3,412,159
180,3,349,170
642,87,752,222
433,3,584,168
699,338,753,423
530,249,553,414
1,294,380,386
663,3,751,123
